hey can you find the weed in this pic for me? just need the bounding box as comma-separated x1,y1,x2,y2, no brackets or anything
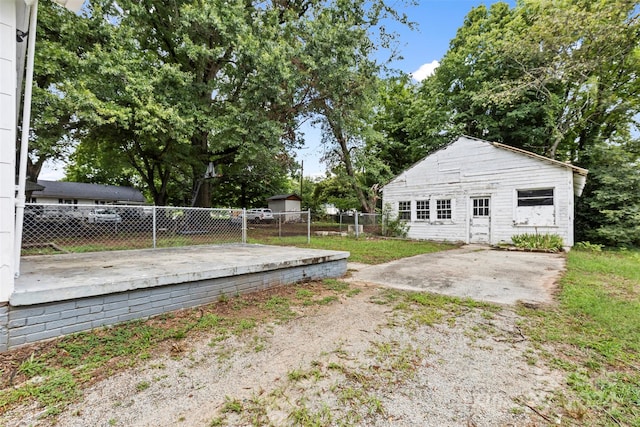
288,402,332,426
234,318,256,333
316,296,338,305
18,353,48,378
209,417,225,426
346,288,361,297
287,368,310,382
296,289,314,299
323,279,349,292
135,381,150,392
264,296,296,320
221,396,243,413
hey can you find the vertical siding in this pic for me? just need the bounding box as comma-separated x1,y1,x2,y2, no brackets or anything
0,1,17,301
383,137,576,246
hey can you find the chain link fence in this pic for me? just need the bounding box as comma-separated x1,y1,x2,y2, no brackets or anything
309,212,383,237
22,203,245,255
21,204,385,255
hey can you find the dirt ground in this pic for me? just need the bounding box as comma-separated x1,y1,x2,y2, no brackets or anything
1,281,565,427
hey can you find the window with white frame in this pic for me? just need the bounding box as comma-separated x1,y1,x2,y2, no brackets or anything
398,201,411,220
515,188,555,226
416,200,430,220
436,199,452,220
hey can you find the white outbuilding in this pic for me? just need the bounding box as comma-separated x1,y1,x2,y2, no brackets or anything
382,136,588,247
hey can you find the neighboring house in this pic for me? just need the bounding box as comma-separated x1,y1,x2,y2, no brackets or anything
267,194,302,221
382,136,588,247
320,203,339,215
31,180,146,206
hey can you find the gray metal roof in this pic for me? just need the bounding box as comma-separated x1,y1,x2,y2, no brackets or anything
33,180,146,204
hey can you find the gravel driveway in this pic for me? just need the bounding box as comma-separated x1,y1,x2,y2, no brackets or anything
348,245,565,305
1,247,567,426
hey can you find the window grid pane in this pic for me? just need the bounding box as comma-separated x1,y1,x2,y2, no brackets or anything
473,198,490,217
398,201,411,220
416,200,429,220
436,199,451,220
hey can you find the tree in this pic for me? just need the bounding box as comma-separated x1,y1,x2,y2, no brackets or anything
23,0,107,182
63,0,316,205
576,138,640,247
61,0,412,208
488,0,640,162
296,1,413,212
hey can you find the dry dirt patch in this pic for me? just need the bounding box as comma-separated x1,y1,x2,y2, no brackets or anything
1,282,564,427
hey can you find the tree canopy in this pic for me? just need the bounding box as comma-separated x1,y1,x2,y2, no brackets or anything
28,0,640,245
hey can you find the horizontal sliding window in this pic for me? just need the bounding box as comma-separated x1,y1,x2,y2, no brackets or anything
517,189,554,206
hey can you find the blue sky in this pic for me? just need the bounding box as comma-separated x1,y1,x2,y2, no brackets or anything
298,0,516,177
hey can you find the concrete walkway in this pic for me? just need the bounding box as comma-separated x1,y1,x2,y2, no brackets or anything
347,245,565,305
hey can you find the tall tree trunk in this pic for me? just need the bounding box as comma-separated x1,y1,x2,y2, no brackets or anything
327,115,375,213
191,133,211,208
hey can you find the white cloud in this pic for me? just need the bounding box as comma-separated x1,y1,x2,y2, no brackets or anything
411,60,440,82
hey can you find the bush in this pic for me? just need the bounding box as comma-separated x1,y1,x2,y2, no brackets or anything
381,203,409,238
511,233,564,252
574,241,603,252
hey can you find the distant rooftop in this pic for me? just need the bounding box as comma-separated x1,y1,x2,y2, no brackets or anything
33,180,146,204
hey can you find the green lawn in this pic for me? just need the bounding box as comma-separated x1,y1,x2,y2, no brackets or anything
249,235,458,264
518,248,640,426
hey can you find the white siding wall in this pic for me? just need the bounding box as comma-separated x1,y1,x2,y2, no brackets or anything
383,137,576,246
0,1,17,301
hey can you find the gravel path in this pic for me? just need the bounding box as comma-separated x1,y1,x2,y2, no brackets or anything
3,283,564,427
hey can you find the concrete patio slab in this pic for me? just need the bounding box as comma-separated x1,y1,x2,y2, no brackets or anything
347,245,565,305
3,244,349,351
13,244,349,306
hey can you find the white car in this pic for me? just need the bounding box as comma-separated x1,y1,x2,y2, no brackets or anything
87,208,122,224
247,208,274,223
232,208,274,224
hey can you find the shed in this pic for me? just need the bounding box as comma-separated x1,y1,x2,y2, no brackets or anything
382,136,588,247
31,180,146,205
267,194,302,213
267,194,302,221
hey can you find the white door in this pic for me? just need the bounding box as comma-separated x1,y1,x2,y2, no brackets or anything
470,197,491,243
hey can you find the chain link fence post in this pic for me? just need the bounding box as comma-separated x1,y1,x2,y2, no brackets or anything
152,205,157,249
307,209,311,244
354,211,360,239
242,208,247,244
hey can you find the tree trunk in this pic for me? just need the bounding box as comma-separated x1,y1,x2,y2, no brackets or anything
326,115,375,213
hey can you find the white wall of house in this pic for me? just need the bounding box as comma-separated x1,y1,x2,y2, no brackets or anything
0,1,17,301
383,136,584,247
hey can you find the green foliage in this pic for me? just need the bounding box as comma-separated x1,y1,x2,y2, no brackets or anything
381,203,409,238
576,141,640,247
574,242,603,252
511,233,563,251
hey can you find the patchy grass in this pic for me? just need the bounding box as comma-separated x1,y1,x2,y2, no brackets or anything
0,279,364,418
249,235,457,264
518,248,640,426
